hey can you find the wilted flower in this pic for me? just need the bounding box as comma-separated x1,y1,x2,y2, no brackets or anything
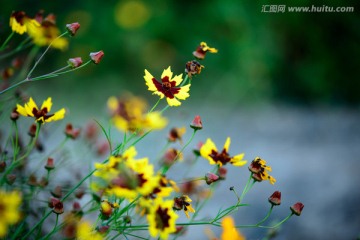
168,127,186,143
249,157,276,185
185,60,204,78
144,67,190,107
193,42,218,60
51,186,62,198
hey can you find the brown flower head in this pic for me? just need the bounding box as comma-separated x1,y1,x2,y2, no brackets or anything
185,60,204,78
192,42,218,60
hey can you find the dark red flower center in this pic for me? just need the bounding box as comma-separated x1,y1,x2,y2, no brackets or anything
155,207,170,230
209,149,231,165
152,76,180,99
32,107,54,123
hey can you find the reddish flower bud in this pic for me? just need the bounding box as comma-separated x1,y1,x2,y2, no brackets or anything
75,188,85,199
6,174,16,185
96,140,110,156
28,124,37,137
162,148,180,167
85,122,98,141
65,123,81,139
98,225,110,233
66,22,80,36
290,202,304,216
67,57,83,68
0,161,6,172
190,115,203,130
38,177,49,188
2,67,14,80
205,172,219,185
10,108,19,121
51,186,62,198
90,51,104,64
45,157,55,170
268,191,281,206
27,174,38,186
72,202,83,216
217,167,227,179
49,197,64,214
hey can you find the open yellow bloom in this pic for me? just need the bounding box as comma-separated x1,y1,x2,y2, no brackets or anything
0,190,22,238
173,195,195,219
221,216,245,240
144,66,190,106
16,97,65,124
76,221,103,240
200,137,247,167
9,11,40,35
249,157,276,184
108,95,167,132
147,197,178,239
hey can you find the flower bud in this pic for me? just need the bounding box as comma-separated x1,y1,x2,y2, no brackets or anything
49,197,64,214
27,174,37,186
0,161,6,172
75,188,85,199
51,186,62,198
205,172,219,185
45,157,55,170
217,167,227,179
10,108,19,121
65,123,81,139
268,191,281,206
290,202,304,216
66,22,80,36
101,200,113,219
90,51,104,64
38,177,49,188
72,202,83,217
67,57,83,68
6,174,16,185
190,115,203,130
98,225,110,233
28,124,37,137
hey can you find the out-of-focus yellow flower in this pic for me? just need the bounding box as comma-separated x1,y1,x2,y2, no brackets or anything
0,190,22,238
173,195,195,219
9,11,40,35
27,13,68,50
114,0,150,29
193,42,218,60
94,146,160,200
221,216,245,240
200,137,247,167
108,95,167,132
16,97,66,124
147,197,178,240
248,157,276,185
144,67,190,107
76,221,103,240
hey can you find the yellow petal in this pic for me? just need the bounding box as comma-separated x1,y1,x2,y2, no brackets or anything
107,96,119,112
25,97,38,116
171,73,183,86
223,137,231,152
144,69,157,92
161,66,173,80
166,97,181,107
41,97,52,112
16,104,28,117
45,108,65,122
175,84,190,100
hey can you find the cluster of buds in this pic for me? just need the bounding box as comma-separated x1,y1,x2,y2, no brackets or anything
267,191,304,216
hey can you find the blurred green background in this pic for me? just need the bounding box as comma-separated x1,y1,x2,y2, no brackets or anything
1,0,359,107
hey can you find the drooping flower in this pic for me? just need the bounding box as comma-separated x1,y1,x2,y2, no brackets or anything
173,195,195,219
200,137,247,167
93,146,160,200
108,95,167,133
193,42,218,60
147,198,178,239
185,60,204,78
27,13,68,50
0,190,22,238
248,157,276,185
9,11,40,35
144,67,190,107
16,97,66,123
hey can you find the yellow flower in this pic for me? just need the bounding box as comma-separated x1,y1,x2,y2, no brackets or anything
200,137,247,167
144,66,190,107
248,157,276,184
27,14,68,50
16,97,66,124
221,216,245,240
147,197,178,239
94,146,160,200
193,42,218,60
173,195,195,219
76,221,103,240
108,95,167,132
0,190,22,238
9,11,40,35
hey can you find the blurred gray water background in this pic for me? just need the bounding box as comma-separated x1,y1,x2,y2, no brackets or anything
1,0,360,239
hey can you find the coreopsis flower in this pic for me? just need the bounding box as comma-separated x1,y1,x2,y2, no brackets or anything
0,190,22,238
248,157,276,185
200,137,247,167
27,13,68,50
77,221,104,240
168,127,186,143
220,216,245,240
185,60,204,78
100,199,119,219
290,202,304,216
147,175,179,199
193,42,218,60
93,146,160,200
173,195,195,219
147,198,178,239
16,97,65,124
9,11,40,35
108,95,167,133
144,66,190,106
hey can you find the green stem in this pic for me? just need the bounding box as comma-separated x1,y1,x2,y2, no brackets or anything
240,173,253,201
27,31,68,78
21,211,52,239
149,98,161,113
42,214,59,240
0,32,14,51
237,213,294,229
256,205,273,226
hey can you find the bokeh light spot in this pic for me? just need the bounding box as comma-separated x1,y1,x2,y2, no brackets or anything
114,0,151,29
